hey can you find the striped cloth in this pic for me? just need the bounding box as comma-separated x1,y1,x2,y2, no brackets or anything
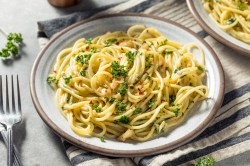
37,0,250,165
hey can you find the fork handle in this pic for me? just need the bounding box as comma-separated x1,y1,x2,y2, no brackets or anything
7,126,13,166
1,130,22,166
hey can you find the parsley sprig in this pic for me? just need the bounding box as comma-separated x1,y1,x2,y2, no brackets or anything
0,32,23,58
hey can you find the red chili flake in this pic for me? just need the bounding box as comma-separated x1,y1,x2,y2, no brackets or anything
89,100,93,104
53,70,57,73
86,46,90,50
116,42,120,45
139,91,144,95
118,57,122,60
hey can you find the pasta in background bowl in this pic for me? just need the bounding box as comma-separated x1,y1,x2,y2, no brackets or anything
30,14,224,157
187,0,250,56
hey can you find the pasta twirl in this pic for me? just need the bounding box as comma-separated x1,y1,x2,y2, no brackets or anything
202,0,250,43
47,25,208,142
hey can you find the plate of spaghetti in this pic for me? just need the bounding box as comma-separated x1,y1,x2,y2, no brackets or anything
187,0,250,56
30,14,224,157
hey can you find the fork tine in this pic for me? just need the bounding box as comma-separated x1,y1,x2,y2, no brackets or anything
6,75,9,113
17,75,21,113
0,75,3,112
11,75,16,113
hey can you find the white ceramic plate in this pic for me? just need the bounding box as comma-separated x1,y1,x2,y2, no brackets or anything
30,14,224,157
187,0,250,56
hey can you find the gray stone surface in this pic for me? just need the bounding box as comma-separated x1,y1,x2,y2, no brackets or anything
0,0,249,166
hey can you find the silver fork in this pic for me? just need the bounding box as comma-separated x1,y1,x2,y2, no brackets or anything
0,75,22,166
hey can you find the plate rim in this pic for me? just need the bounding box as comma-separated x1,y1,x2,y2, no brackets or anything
30,13,225,157
186,0,250,57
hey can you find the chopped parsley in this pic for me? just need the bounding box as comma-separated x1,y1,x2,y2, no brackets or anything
47,76,56,84
147,99,154,109
63,76,72,84
100,136,105,142
105,38,117,47
125,50,137,64
90,47,98,53
169,94,176,104
86,38,92,45
174,67,183,74
133,108,143,115
180,74,186,79
195,156,215,166
173,108,180,117
163,50,173,55
114,120,118,124
109,97,115,104
118,81,128,96
159,39,168,46
198,65,204,72
76,54,92,65
145,63,153,69
111,61,128,78
80,70,86,77
146,76,151,80
66,95,70,103
120,115,129,124
225,17,235,25
237,3,247,10
116,100,127,114
189,82,193,86
92,103,102,113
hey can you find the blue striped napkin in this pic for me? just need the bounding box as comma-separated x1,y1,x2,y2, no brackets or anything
37,0,250,165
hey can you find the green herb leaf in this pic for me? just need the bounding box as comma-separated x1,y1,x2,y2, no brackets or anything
198,65,204,72
125,50,137,64
86,38,92,45
90,47,98,53
109,97,115,104
174,67,183,74
163,50,173,55
147,99,154,109
0,48,10,57
169,95,176,104
111,61,128,78
7,33,23,43
238,3,247,10
116,100,127,114
64,76,72,84
76,54,92,65
120,115,129,124
118,81,128,96
160,39,168,46
100,136,105,142
195,156,215,166
180,74,186,79
105,38,117,47
47,76,56,84
173,108,180,117
66,95,70,103
133,108,143,115
225,17,235,25
92,103,102,113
